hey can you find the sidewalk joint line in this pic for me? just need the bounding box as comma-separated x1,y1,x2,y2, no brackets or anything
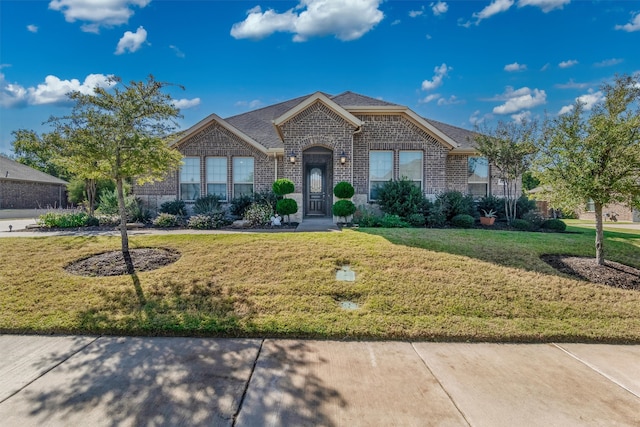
410,342,472,427
232,338,265,426
552,343,640,399
0,335,101,405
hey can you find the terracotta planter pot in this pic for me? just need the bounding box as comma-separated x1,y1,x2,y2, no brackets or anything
480,216,496,226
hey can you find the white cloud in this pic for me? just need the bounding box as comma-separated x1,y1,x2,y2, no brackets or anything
437,95,463,106
559,59,578,68
541,63,550,71
425,34,432,40
470,110,492,126
391,19,401,26
169,45,185,58
492,86,547,114
48,0,150,33
594,58,623,68
511,111,531,123
420,94,441,103
504,62,527,72
115,26,147,55
0,73,115,108
27,25,38,33
555,79,588,89
172,98,200,109
230,0,384,42
558,90,605,115
409,8,424,18
421,63,452,91
473,0,514,24
431,1,448,16
235,99,263,109
615,11,640,32
517,0,570,13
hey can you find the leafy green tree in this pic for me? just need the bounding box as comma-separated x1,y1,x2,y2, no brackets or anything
474,120,538,224
521,170,540,192
48,75,183,275
11,129,70,180
536,74,640,265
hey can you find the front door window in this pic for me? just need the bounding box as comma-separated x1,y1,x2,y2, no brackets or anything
307,165,326,215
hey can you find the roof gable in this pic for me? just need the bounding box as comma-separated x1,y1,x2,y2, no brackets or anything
0,156,68,185
331,91,398,107
272,92,363,132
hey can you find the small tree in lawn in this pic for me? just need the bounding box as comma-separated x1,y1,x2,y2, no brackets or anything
536,74,640,265
48,75,183,276
273,178,297,224
332,181,356,224
473,120,538,224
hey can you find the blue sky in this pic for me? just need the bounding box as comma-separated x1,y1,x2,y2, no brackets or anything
1,0,639,155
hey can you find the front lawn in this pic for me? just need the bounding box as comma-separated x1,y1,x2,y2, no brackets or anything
1,227,639,342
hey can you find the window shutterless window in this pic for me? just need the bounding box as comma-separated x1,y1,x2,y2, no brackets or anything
369,151,393,200
468,156,489,197
399,151,423,189
206,157,227,201
233,157,254,197
180,157,200,201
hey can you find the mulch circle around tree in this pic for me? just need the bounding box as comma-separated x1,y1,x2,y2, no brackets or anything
541,255,640,291
65,248,180,277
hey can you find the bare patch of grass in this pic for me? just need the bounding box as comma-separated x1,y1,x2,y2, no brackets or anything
1,228,639,342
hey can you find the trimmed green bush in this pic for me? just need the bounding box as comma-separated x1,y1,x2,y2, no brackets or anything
380,214,408,228
229,194,253,218
333,181,355,199
376,178,426,219
153,213,180,228
522,210,545,229
276,198,298,223
435,191,475,221
407,213,426,227
187,212,229,230
193,194,222,215
272,179,295,196
38,211,89,228
451,214,475,228
332,200,356,222
159,199,186,216
542,219,567,232
511,218,533,231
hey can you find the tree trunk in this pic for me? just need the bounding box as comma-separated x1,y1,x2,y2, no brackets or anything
116,177,135,275
86,179,96,217
594,202,605,265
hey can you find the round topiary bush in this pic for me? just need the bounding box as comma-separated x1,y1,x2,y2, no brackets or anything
450,214,474,228
276,198,298,222
542,219,567,232
511,218,532,231
272,179,295,196
333,181,355,199
332,199,356,221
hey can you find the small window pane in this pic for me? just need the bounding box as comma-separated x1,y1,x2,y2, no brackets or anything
233,157,254,197
180,157,200,200
399,151,422,189
207,184,226,200
206,157,227,200
370,151,392,200
468,157,489,182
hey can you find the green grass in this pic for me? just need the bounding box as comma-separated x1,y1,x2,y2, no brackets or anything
1,226,639,342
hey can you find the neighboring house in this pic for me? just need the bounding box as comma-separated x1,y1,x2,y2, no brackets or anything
136,92,514,222
0,156,68,209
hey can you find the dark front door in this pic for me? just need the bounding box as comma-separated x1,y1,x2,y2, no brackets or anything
306,164,327,216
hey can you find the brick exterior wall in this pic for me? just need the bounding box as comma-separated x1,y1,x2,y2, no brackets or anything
0,179,67,209
578,203,638,222
446,156,521,198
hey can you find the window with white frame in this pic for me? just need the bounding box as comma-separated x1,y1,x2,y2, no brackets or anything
468,156,489,197
206,157,227,201
180,157,200,201
369,151,393,200
585,199,595,212
233,157,254,197
399,151,423,189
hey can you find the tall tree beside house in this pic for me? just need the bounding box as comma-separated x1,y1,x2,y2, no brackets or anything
47,75,184,274
535,73,640,265
473,120,538,224
11,129,71,181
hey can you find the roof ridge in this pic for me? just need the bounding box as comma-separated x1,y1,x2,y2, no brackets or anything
225,93,322,120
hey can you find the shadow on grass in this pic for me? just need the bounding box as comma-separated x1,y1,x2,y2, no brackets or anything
4,337,342,426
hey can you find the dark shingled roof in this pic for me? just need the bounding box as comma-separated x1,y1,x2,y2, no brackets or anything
222,91,475,151
0,156,68,185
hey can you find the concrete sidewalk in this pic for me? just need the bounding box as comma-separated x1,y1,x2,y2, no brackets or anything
0,336,638,426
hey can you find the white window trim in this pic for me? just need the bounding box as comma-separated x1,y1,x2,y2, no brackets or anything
369,150,393,201
206,156,228,201
179,156,201,201
399,150,423,190
232,157,254,197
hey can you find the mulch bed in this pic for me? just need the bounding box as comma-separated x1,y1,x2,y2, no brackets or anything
65,248,180,277
541,255,640,290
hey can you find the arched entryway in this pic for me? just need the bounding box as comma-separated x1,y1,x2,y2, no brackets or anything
303,146,333,217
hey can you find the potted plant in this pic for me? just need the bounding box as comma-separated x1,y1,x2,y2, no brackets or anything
480,209,497,226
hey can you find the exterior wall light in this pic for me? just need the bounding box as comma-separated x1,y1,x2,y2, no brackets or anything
289,151,296,164
340,151,347,165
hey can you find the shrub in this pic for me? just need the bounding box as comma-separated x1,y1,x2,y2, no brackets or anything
253,190,279,213
380,214,408,228
193,194,222,215
426,208,447,228
450,214,475,228
542,219,567,232
187,212,229,230
276,198,298,223
435,191,475,221
332,200,356,222
407,213,426,227
229,194,253,218
153,213,180,228
159,199,186,216
352,206,381,227
333,181,355,199
38,211,89,228
272,179,295,196
516,195,537,219
376,178,426,219
511,218,532,231
86,216,100,226
522,210,545,229
243,203,272,226
476,195,505,220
